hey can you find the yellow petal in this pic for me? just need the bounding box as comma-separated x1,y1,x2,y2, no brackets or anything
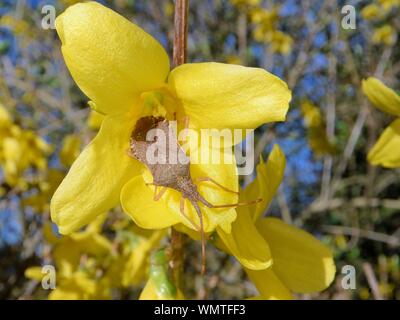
51,113,141,234
0,102,11,128
152,145,238,233
60,134,81,167
87,108,104,130
173,223,202,241
120,175,181,229
69,233,112,256
25,266,44,282
48,271,107,300
361,4,382,20
139,279,185,300
217,209,272,270
121,230,166,286
43,223,61,245
189,146,238,233
368,119,400,168
56,2,170,114
362,77,400,117
245,267,293,300
257,217,336,293
168,63,291,130
243,144,286,221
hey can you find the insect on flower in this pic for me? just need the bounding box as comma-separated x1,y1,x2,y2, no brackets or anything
128,115,262,274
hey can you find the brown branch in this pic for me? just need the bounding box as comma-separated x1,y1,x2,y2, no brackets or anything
311,197,400,212
237,12,247,64
173,0,189,67
299,197,400,228
170,0,189,290
321,225,400,247
362,263,384,300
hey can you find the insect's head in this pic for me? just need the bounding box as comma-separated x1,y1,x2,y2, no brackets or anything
131,116,165,142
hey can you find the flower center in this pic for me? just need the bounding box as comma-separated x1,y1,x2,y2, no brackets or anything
139,89,179,121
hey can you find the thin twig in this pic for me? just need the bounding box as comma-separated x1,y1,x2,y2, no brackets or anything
322,225,400,247
170,0,189,290
362,263,383,300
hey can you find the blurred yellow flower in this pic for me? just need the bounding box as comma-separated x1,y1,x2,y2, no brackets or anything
251,8,279,41
60,134,81,167
23,169,65,213
372,25,396,46
0,15,30,36
50,2,291,236
0,103,11,127
267,30,293,56
48,271,111,300
359,287,371,300
334,235,348,250
301,101,336,156
24,266,44,282
379,0,400,11
231,0,261,8
45,216,112,277
225,55,242,65
0,104,51,188
362,77,400,167
25,216,113,300
250,7,278,25
249,8,292,55
106,226,166,287
163,1,175,18
361,4,383,20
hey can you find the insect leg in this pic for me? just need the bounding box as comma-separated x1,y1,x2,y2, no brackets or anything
198,194,262,209
207,198,262,209
179,198,202,232
190,201,206,275
177,115,190,142
182,115,190,130
126,149,135,158
195,176,239,195
153,186,167,201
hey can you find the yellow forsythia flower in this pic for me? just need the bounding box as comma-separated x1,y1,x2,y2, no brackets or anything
379,0,400,11
216,145,335,299
372,25,397,46
50,2,291,235
106,226,166,287
0,104,51,187
231,0,261,8
26,217,113,300
0,15,30,35
266,30,293,55
301,101,336,156
23,169,65,213
362,77,400,167
361,4,383,20
60,134,81,167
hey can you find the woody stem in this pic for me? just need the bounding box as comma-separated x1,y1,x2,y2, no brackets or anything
173,0,188,67
170,0,189,289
